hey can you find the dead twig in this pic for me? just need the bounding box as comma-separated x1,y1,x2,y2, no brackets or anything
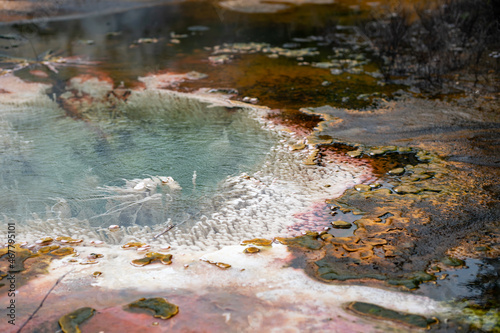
153,222,175,239
17,269,74,333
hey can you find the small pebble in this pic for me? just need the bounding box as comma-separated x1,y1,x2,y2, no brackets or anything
388,168,405,176
331,220,352,229
244,247,260,254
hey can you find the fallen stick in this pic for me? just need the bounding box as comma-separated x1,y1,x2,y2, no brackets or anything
153,223,175,239
17,269,74,333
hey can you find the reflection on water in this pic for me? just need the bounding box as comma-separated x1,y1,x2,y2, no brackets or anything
1,2,342,81
1,1,394,110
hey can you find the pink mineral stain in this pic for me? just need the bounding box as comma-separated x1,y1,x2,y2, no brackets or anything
29,69,49,78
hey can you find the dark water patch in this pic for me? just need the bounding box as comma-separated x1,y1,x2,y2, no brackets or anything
178,52,399,110
0,2,343,79
326,204,361,238
417,257,500,331
307,98,500,171
0,0,161,24
319,144,420,176
0,1,404,113
456,258,500,310
360,151,420,176
418,258,499,304
356,0,500,95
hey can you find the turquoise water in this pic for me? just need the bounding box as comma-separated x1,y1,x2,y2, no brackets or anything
0,0,340,228
0,97,275,226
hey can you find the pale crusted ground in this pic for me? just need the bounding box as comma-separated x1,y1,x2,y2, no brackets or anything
0,74,450,332
0,242,448,332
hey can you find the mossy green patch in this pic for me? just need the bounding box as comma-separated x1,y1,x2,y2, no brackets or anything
314,254,435,289
50,247,76,256
441,256,465,267
39,245,60,254
131,252,173,267
244,247,261,253
314,257,384,282
331,220,352,229
241,238,273,246
59,307,96,333
276,232,323,250
347,301,437,329
387,271,436,290
122,241,146,249
0,244,38,273
55,236,83,244
127,297,179,320
462,305,500,332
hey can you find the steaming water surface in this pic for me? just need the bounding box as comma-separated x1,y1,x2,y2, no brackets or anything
0,99,275,226
0,1,355,229
0,1,355,228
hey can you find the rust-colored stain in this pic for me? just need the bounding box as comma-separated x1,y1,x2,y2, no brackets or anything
279,149,499,289
131,252,173,267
